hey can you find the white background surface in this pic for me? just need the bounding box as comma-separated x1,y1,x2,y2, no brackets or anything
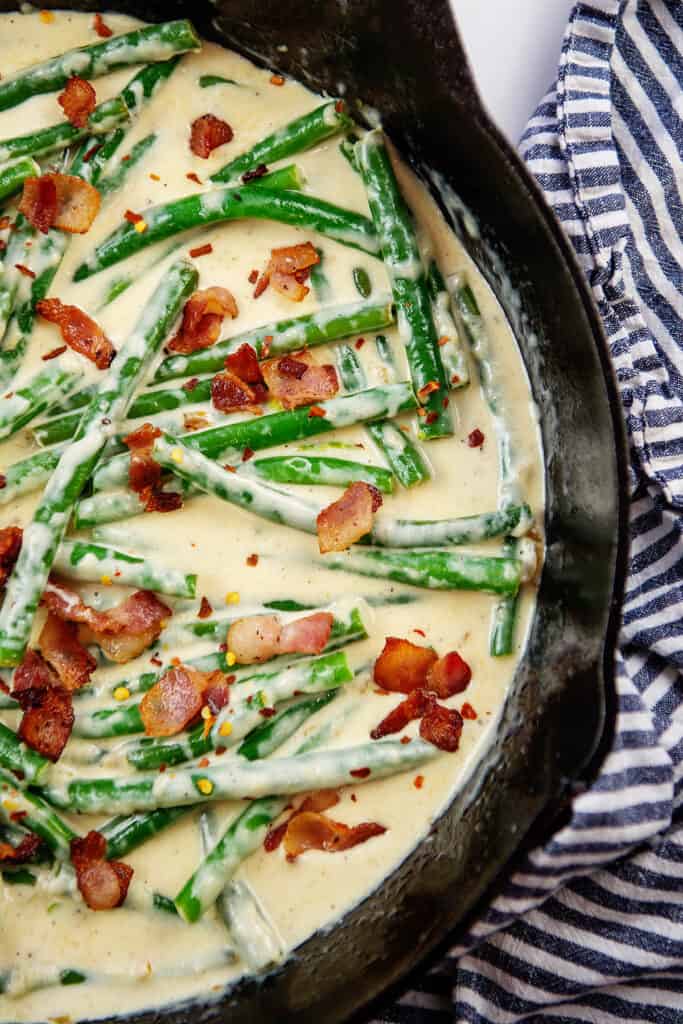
451,0,575,144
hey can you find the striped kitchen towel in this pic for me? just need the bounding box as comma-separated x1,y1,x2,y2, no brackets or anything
374,2,683,1021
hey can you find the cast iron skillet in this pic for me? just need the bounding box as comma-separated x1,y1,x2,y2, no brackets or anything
1,1,629,1020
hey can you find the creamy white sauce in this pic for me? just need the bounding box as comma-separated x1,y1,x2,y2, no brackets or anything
0,11,544,1022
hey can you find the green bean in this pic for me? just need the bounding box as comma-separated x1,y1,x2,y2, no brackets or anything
151,298,394,384
366,420,431,488
490,537,522,656
237,690,337,761
210,100,352,183
0,156,40,201
0,365,78,441
247,453,394,492
0,723,50,785
425,260,469,388
100,807,190,860
352,266,372,298
0,20,200,112
0,769,76,856
53,539,196,598
0,96,129,165
369,503,533,547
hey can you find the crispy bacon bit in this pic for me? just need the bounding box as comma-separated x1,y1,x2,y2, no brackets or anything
242,163,268,184
0,832,42,866
122,423,177,513
264,820,288,852
168,287,238,355
12,649,59,695
58,77,96,128
37,298,114,369
140,666,206,737
370,689,430,740
39,613,96,691
425,651,471,698
225,343,262,384
255,242,320,303
18,174,56,233
205,673,230,714
467,428,485,448
71,831,133,911
14,263,35,278
44,581,171,665
211,370,261,414
198,596,213,619
189,243,213,259
317,481,382,554
227,613,281,664
420,701,463,752
42,345,67,361
16,683,74,762
190,114,234,158
264,790,339,851
283,812,385,860
186,172,202,185
262,351,338,410
461,702,477,720
246,553,259,567
145,489,183,514
21,174,100,235
0,526,22,588
280,611,332,655
373,637,438,694
93,13,113,37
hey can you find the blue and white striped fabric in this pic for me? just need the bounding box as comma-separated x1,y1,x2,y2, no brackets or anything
375,2,683,1021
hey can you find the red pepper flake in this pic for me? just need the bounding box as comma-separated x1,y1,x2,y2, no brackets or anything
14,263,35,279
149,173,160,182
41,345,67,361
467,428,485,448
124,210,144,225
335,99,345,113
215,745,226,756
259,707,276,718
242,164,268,184
189,243,213,259
451,374,460,385
461,702,477,720
150,654,162,667
350,767,370,779
182,377,200,392
241,447,254,462
350,793,357,802
425,411,439,425
82,142,101,163
10,810,27,822
0,476,6,490
158,764,167,773
400,736,412,744
417,380,440,401
270,74,285,86
0,242,5,254
261,336,273,358
248,269,259,285
198,757,210,768
414,774,424,789
170,656,181,667
416,407,426,418
442,397,449,409
121,155,131,163
198,596,213,619
0,217,9,230
39,9,55,23
354,337,366,350
246,553,259,567
93,12,113,36
437,335,449,347
413,628,426,637
308,405,326,419
224,464,237,473
186,172,202,185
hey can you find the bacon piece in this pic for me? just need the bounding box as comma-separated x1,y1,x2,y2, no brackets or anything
425,651,471,698
168,288,238,355
139,666,207,737
0,833,42,866
419,701,463,753
190,114,234,158
16,685,74,762
211,369,262,414
255,243,319,303
44,581,171,665
39,612,96,692
317,481,382,554
227,613,281,664
0,525,22,588
36,298,114,369
13,649,60,695
264,789,339,851
370,689,431,740
71,831,133,911
283,812,386,860
18,175,57,234
280,612,333,655
144,489,183,514
225,343,262,384
122,423,180,514
373,637,438,694
58,77,96,128
204,672,230,714
262,350,338,410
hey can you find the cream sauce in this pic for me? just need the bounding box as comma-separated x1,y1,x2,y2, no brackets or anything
0,10,543,1022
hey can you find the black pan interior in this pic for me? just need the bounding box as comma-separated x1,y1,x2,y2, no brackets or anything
0,2,630,1021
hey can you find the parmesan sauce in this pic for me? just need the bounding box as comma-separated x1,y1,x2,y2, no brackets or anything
0,11,544,1022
